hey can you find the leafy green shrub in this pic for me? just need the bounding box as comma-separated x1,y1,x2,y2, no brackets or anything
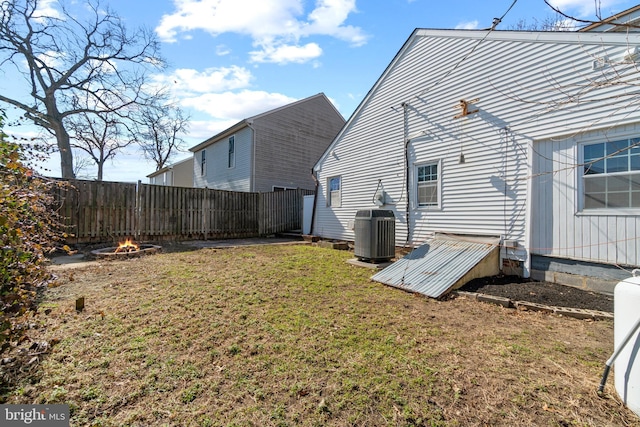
0,111,66,354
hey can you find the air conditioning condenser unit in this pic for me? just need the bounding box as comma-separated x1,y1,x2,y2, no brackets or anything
354,209,395,262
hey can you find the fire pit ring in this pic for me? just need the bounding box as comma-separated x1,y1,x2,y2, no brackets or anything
91,243,162,259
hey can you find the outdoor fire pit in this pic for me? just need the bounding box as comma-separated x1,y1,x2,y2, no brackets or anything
90,239,162,259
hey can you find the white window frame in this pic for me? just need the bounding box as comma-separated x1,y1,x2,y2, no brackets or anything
327,176,341,207
580,137,640,212
228,136,235,169
415,160,441,209
200,149,206,176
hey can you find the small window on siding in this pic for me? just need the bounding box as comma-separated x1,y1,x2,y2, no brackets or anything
228,136,235,168
582,138,640,210
327,176,341,207
416,162,439,207
200,150,206,176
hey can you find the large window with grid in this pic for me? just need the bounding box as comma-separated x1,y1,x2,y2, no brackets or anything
583,138,640,209
416,162,439,207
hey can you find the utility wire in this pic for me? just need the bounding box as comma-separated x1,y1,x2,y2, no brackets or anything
413,0,519,100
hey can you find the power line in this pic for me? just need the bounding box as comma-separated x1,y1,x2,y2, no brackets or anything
412,0,519,101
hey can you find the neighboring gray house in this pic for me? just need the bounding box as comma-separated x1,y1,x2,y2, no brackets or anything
189,93,345,192
312,28,640,294
146,156,194,187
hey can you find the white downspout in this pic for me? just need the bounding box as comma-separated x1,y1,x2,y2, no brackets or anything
523,138,534,278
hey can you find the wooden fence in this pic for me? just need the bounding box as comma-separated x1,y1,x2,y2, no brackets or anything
51,179,314,244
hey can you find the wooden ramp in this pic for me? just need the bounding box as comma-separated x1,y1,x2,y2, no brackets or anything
371,235,500,298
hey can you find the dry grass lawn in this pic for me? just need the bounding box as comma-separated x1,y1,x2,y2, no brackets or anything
2,244,639,426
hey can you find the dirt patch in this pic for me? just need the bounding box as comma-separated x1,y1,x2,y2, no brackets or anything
460,276,614,313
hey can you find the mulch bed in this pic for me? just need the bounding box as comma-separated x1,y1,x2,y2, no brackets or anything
459,275,614,313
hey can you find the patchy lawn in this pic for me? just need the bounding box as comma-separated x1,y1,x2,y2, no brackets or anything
2,244,638,426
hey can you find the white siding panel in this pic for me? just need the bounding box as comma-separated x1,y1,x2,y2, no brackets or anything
583,214,594,261
532,123,640,266
195,127,252,191
315,30,640,266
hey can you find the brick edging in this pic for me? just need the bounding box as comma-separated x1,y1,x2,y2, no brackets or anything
453,291,613,320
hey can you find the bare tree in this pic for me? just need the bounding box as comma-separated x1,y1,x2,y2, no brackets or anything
0,0,164,178
68,111,132,181
543,0,640,31
133,99,190,171
508,13,575,31
72,155,94,180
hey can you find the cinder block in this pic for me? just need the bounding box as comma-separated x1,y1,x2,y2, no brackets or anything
514,300,554,313
318,241,349,250
590,310,614,320
551,271,587,290
454,291,479,301
477,294,512,308
584,277,616,296
530,269,550,283
530,268,617,296
553,307,595,320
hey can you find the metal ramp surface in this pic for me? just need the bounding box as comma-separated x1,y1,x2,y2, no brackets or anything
371,236,500,298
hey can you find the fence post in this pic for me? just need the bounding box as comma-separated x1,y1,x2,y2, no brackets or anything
258,192,264,236
135,181,141,241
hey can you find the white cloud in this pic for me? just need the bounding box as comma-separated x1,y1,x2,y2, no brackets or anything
250,42,322,64
455,20,479,30
216,44,231,56
303,0,367,46
156,0,300,42
33,0,64,22
156,0,367,64
546,0,622,18
35,50,66,69
180,90,297,121
152,66,253,95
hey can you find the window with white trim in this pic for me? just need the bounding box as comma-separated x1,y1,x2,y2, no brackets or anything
583,138,640,209
200,150,206,176
416,162,439,207
327,176,341,207
228,136,235,168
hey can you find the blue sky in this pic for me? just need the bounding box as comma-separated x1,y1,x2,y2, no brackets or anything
3,0,640,182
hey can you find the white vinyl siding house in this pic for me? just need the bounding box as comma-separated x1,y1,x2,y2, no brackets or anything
193,128,252,191
312,29,640,286
531,124,640,268
190,93,344,193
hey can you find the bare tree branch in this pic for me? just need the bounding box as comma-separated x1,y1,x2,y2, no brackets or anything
130,94,190,171
68,111,134,181
544,0,640,30
0,0,165,178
